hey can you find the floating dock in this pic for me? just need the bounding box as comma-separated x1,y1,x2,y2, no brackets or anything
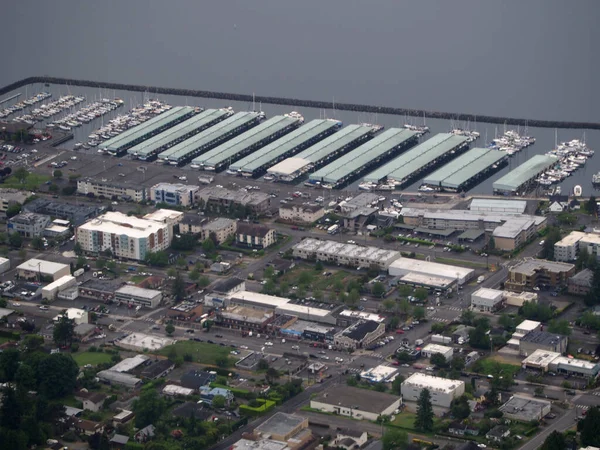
157,111,263,165
101,106,197,156
308,128,418,189
363,133,470,186
127,108,233,161
0,93,20,105
493,154,558,195
267,124,379,182
193,113,304,172
422,147,509,192
228,118,342,178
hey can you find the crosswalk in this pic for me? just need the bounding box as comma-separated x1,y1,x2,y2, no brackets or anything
347,368,362,374
448,307,463,312
370,352,386,359
591,392,600,397
576,404,590,410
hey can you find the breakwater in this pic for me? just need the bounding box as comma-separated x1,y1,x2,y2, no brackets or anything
1,76,599,130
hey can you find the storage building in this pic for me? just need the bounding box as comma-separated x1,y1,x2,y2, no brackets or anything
310,385,401,421
41,275,77,301
401,373,465,408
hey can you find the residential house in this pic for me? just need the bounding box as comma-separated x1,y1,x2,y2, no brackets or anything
569,269,594,296
82,392,107,412
199,386,234,405
333,429,369,450
110,434,130,449
279,203,325,224
135,424,156,444
486,425,510,443
180,370,217,390
68,417,104,436
448,422,480,437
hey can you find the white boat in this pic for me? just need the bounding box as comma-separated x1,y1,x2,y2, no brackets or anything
190,164,200,169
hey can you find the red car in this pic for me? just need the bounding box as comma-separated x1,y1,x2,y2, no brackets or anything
396,329,405,334
392,361,400,366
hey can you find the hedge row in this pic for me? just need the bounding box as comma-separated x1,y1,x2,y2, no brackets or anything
239,399,275,417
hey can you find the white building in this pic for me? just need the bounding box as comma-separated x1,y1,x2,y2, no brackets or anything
143,209,184,243
555,231,600,262
401,373,465,408
388,258,474,285
163,385,195,397
54,308,89,325
471,288,505,312
470,198,527,214
421,343,454,361
0,257,10,274
310,385,401,421
360,365,398,383
114,285,163,309
76,212,170,261
504,291,538,307
17,258,70,281
115,333,175,352
42,275,76,301
150,183,199,207
279,203,325,224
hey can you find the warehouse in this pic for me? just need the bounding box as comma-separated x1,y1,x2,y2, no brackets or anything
401,373,465,409
388,258,474,285
114,285,163,309
310,385,401,421
421,343,454,361
17,258,71,281
41,275,76,301
308,128,418,189
267,124,379,182
97,370,142,389
470,198,527,214
292,238,401,270
493,154,558,195
229,118,342,177
519,330,568,356
194,113,304,172
470,288,505,312
499,395,551,422
101,106,197,156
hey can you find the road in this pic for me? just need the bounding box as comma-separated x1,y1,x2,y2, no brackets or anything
519,409,576,450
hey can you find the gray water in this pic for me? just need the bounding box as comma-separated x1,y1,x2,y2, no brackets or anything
0,0,597,122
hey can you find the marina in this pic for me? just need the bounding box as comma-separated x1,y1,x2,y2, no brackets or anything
361,133,470,190
493,154,558,195
193,112,305,172
536,138,593,186
228,118,342,178
421,147,509,192
100,106,197,156
50,98,124,131
308,128,418,189
12,94,85,123
489,128,536,155
267,123,380,182
157,111,264,166
0,91,51,117
127,107,233,161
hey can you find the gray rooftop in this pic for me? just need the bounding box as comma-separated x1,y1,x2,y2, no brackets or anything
521,330,567,346
101,106,196,152
510,258,575,276
423,147,508,189
160,111,261,162
255,412,306,437
193,115,302,169
202,217,236,231
312,385,399,414
493,154,558,192
127,109,231,157
570,268,593,286
499,395,551,420
294,124,375,164
363,133,470,184
309,128,417,185
229,119,341,173
470,198,527,213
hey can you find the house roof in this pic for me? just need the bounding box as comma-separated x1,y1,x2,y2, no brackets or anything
312,385,399,414
141,359,175,379
211,277,245,293
487,425,510,437
86,392,107,404
110,434,130,445
180,370,215,389
237,222,272,238
172,402,213,419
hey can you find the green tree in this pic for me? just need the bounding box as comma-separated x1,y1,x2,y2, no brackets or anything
580,406,600,447
144,250,169,267
8,232,22,248
414,388,434,432
37,353,79,399
547,319,571,335
215,356,229,368
264,266,275,281
298,271,313,286
414,287,428,301
53,169,63,178
498,314,517,332
540,430,567,450
262,279,276,295
430,353,448,368
372,282,386,298
541,227,562,260
346,289,360,307
31,236,45,250
413,306,425,320
165,323,175,336
172,271,186,302
5,203,22,218
53,315,75,347
73,242,83,256
451,357,465,372
13,167,29,184
382,298,396,312
266,367,280,384
314,261,323,272
391,375,405,395
211,394,226,409
21,335,44,353
450,395,471,420
461,309,475,325
198,275,210,288
189,268,200,281
398,298,411,316
382,428,407,450
397,284,412,299
0,348,20,382
587,196,597,214
133,388,167,428
202,238,216,255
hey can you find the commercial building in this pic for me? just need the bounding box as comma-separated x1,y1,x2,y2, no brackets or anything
110,355,151,373
493,154,558,195
76,212,170,261
360,365,398,383
0,257,10,274
204,278,246,307
521,349,600,379
216,305,275,330
388,258,474,285
78,279,121,302
17,258,70,281
505,259,576,291
504,291,538,307
115,333,175,352
254,412,310,442
8,212,50,237
77,178,147,202
308,128,418,189
150,183,199,207
334,320,386,350
198,217,237,244
293,238,401,270
166,301,204,321
41,275,76,301
279,202,325,224
519,330,568,356
114,285,162,309
43,224,71,239
421,343,454,361
401,373,465,408
569,269,594,296
54,308,89,325
194,113,304,172
471,288,505,312
499,395,551,422
470,198,528,214
141,359,175,380
197,186,271,215
101,106,197,156
230,118,342,177
97,370,142,388
236,223,276,249
422,147,508,192
23,198,103,226
0,188,28,213
310,385,401,421
268,124,379,182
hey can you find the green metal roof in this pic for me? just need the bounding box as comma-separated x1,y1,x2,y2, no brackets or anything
100,106,195,151
159,111,260,162
229,119,341,173
309,128,417,184
294,124,375,164
363,133,470,184
193,115,301,168
127,109,230,157
423,147,508,189
493,154,557,192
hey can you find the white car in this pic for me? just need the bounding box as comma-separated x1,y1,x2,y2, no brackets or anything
264,342,273,346
239,345,248,350
12,302,21,307
71,156,77,160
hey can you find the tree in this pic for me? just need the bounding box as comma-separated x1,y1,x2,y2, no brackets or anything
541,227,561,260
397,284,412,299
498,314,516,332
257,359,270,371
75,255,87,269
133,389,167,428
346,289,360,307
372,282,386,298
53,316,75,347
298,271,313,286
414,388,434,432
580,406,600,447
547,319,571,335
53,170,62,178
413,306,425,320
587,196,598,214
414,287,428,301
461,309,475,325
5,203,21,218
382,298,396,312
37,353,79,399
31,236,45,251
519,301,554,322
391,375,405,395
314,261,323,272
189,268,200,281
73,242,83,256
8,232,22,248
450,395,471,420
264,266,275,281
171,234,198,251
540,431,567,450
211,394,226,409
202,238,216,255
262,279,276,295
172,271,186,302
13,167,29,184
165,323,175,336
62,186,76,195
266,368,280,384
48,183,59,193
398,298,411,316
382,429,407,450
145,250,169,267
215,356,228,368
198,275,210,288
430,353,448,368
451,357,465,372
22,335,44,352
0,348,20,382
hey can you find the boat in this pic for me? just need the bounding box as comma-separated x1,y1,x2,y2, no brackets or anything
593,172,600,185
358,182,374,191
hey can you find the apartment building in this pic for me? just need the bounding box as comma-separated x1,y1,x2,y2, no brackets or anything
199,218,237,244
197,186,271,215
8,212,50,237
77,178,147,202
554,231,600,262
236,223,276,249
150,183,199,207
279,202,325,224
505,259,576,292
0,188,29,213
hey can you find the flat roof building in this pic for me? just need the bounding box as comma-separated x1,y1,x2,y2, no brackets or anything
23,198,103,226
360,365,398,383
504,290,538,307
17,258,70,281
114,285,162,309
197,186,272,215
493,154,558,195
279,202,324,224
115,333,175,352
401,373,465,408
499,395,551,422
150,183,200,207
471,288,505,312
110,355,150,373
255,412,309,442
470,198,527,214
388,258,474,285
97,370,142,388
334,320,386,350
41,275,76,301
311,385,401,421
421,343,454,361
520,330,568,356
77,178,147,203
506,258,576,292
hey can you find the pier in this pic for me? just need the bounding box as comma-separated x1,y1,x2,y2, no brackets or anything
0,76,598,130
0,93,20,105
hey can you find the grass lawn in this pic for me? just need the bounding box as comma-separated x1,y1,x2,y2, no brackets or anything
2,173,51,190
434,256,487,269
475,356,521,378
129,275,147,283
72,352,113,367
389,412,442,432
158,340,236,367
0,336,16,344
